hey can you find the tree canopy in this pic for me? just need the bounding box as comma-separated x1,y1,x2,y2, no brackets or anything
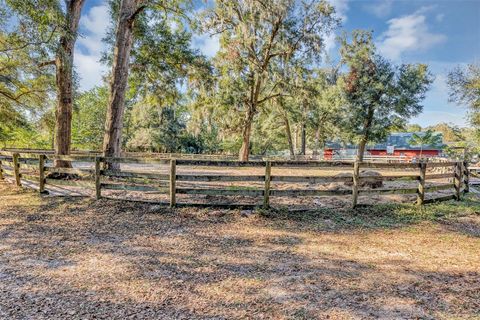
1,0,476,160
339,30,433,160
447,63,480,132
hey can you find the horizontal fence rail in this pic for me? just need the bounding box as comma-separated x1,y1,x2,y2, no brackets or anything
0,151,470,208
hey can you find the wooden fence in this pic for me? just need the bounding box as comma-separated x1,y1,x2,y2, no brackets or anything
0,151,470,208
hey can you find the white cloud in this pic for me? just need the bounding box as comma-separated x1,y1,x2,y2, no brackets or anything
435,13,445,22
377,9,447,61
364,0,394,18
192,33,220,58
74,53,107,91
329,0,349,23
75,5,110,91
80,5,109,41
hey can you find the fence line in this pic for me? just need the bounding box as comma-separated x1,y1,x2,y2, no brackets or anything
2,148,459,162
0,151,470,209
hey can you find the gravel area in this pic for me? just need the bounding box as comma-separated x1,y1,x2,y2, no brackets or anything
0,182,479,319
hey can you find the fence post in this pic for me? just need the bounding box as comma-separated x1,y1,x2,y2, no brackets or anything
463,160,469,194
39,154,46,193
352,161,360,208
264,161,271,208
13,152,21,187
454,162,462,201
170,159,176,207
416,161,427,205
95,156,101,199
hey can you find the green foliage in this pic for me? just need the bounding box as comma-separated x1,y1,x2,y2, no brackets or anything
339,30,433,156
200,0,338,158
0,0,76,150
0,1,57,146
447,63,480,132
259,194,480,229
408,129,443,157
151,107,185,153
102,0,212,154
1,0,478,159
426,122,463,143
125,103,219,154
308,67,344,150
130,11,210,105
404,124,422,132
71,86,108,150
103,0,207,106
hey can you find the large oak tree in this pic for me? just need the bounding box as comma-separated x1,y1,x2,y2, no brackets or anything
102,0,197,168
201,0,337,160
2,0,85,167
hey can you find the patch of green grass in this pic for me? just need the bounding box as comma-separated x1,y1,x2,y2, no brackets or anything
257,194,480,230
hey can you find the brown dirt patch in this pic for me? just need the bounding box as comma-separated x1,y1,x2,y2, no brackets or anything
0,182,479,319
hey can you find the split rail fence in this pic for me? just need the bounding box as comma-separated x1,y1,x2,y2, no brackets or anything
0,151,470,208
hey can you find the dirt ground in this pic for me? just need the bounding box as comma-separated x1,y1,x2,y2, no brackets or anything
0,182,479,319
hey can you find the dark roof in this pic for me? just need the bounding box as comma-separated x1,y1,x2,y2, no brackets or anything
325,132,444,151
369,132,444,150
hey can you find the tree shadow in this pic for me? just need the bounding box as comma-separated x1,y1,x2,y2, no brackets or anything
0,191,479,319
438,215,480,238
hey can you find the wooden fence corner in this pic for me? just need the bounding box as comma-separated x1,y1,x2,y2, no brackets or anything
13,153,21,187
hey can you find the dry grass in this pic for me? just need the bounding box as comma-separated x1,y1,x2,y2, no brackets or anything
0,181,479,319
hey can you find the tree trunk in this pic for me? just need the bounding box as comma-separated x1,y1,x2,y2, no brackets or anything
282,113,295,157
103,0,141,169
300,122,306,155
313,127,320,156
356,105,375,162
239,107,255,161
300,101,307,155
293,126,298,155
357,137,368,162
54,0,85,168
277,96,294,157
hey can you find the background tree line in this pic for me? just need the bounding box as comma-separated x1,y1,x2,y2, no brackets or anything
1,0,479,166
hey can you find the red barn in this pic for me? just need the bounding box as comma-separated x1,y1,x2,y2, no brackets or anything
367,132,443,159
367,148,440,158
324,132,444,160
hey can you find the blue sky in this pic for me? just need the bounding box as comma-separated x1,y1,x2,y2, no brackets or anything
75,0,480,128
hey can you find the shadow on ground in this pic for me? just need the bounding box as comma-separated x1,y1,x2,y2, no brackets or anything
0,183,479,319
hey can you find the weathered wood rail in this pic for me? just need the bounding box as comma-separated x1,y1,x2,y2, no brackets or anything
0,150,469,208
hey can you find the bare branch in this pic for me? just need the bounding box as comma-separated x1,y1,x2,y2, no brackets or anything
258,93,283,105
128,5,147,23
38,60,56,68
